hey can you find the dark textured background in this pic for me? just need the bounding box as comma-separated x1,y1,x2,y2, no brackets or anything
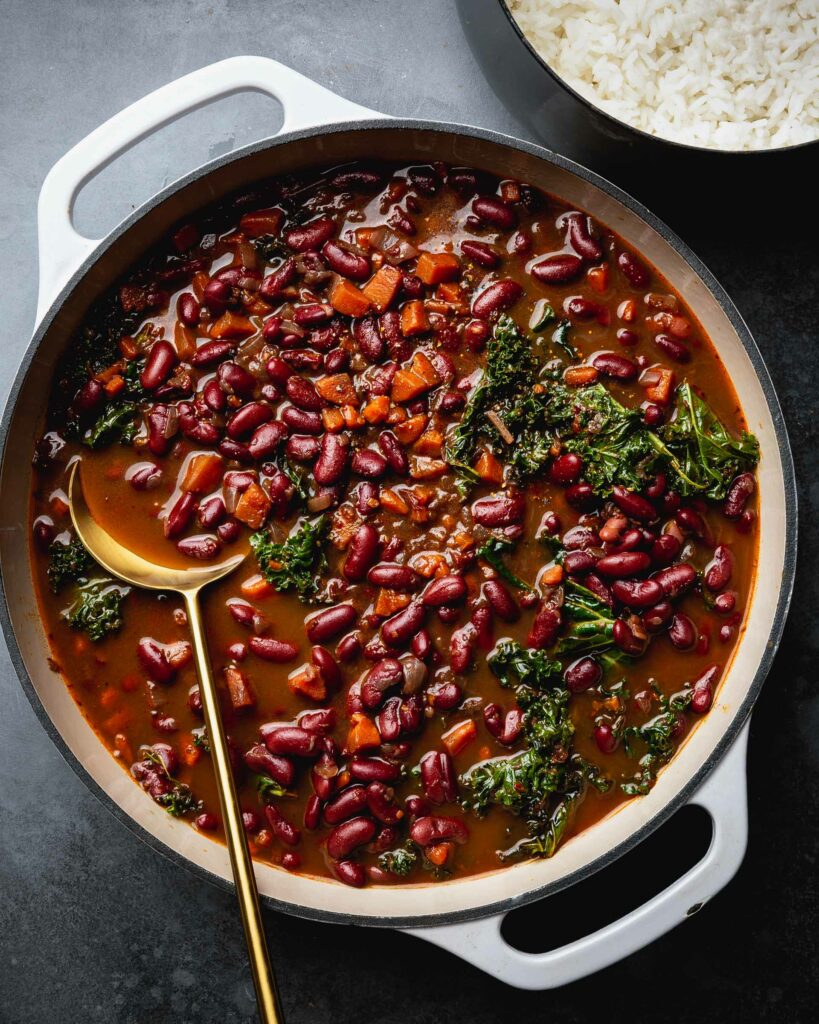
1,2,816,1021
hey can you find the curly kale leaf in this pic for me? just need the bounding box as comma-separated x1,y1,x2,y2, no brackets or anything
62,579,129,641
256,775,288,801
378,843,419,877
47,538,94,593
554,579,620,659
621,688,693,795
250,516,329,602
488,640,561,691
660,383,760,500
476,537,532,591
143,749,201,818
82,400,140,449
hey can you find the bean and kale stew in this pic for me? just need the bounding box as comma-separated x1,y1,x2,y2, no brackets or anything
30,161,759,887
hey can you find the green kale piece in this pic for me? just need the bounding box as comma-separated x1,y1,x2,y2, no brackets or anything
249,516,329,603
378,843,419,877
82,400,140,449
549,319,577,361
256,775,288,801
476,537,532,591
555,579,619,659
488,640,562,691
143,749,202,818
659,383,760,500
47,538,93,593
621,688,693,795
62,579,129,641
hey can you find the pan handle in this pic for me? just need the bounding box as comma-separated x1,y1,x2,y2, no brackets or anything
404,721,749,990
35,56,384,325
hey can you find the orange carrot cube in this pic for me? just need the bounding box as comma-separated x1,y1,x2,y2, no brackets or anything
181,453,224,494
234,482,272,530
400,300,429,337
362,264,402,312
442,719,477,756
330,279,372,317
415,251,460,285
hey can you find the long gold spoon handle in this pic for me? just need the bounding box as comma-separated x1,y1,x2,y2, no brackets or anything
184,589,282,1024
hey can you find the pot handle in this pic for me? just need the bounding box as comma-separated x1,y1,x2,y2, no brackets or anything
35,55,384,325
404,721,749,990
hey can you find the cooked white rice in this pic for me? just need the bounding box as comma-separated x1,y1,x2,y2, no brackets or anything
508,0,819,150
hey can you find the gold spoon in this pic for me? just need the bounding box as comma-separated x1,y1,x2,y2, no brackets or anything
68,462,282,1024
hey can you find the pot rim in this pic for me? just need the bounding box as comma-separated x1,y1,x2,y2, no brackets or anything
0,116,798,928
495,0,819,158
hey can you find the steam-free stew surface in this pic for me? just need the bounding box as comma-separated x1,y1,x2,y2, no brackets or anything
30,161,759,887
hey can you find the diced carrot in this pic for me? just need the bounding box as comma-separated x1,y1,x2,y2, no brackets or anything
436,281,467,306
386,405,408,425
541,564,564,585
410,457,447,480
234,482,272,530
192,271,209,301
239,208,284,238
391,368,428,403
119,336,138,360
165,641,193,671
426,842,454,867
99,686,119,711
453,531,475,550
400,300,429,337
587,265,609,293
346,712,381,754
380,488,409,515
224,665,256,711
410,351,440,387
362,395,390,424
415,251,460,286
361,264,402,312
241,574,275,599
336,769,352,789
96,361,124,383
103,375,125,397
181,453,224,494
210,311,255,339
181,734,202,768
174,322,197,360
473,449,504,485
341,405,364,429
244,296,272,317
478,745,492,760
102,709,131,736
413,429,444,457
393,414,428,445
315,373,359,406
564,365,599,387
355,227,378,251
330,279,372,318
322,408,345,433
645,367,676,405
374,589,411,616
442,719,477,756
500,180,521,202
288,664,326,702
410,552,447,578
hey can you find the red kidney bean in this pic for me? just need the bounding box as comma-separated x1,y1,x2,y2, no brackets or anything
460,239,500,268
643,600,673,632
675,507,710,542
201,379,225,413
591,352,637,381
530,252,584,284
715,591,736,614
472,195,516,229
366,782,404,825
595,551,651,578
422,575,467,607
331,167,384,190
146,742,178,776
280,406,321,435
248,636,299,662
259,257,297,301
73,378,105,415
564,656,602,693
381,602,425,648
285,434,320,462
261,725,320,758
324,786,368,825
377,431,409,475
430,683,461,712
293,302,334,328
176,291,201,327
483,579,519,622
355,481,380,517
298,709,336,736
284,217,335,253
643,402,664,427
563,550,596,576
368,360,398,396
307,604,356,644
471,279,523,318
192,339,235,367
314,433,349,485
263,804,300,847
651,533,682,566
611,528,645,553
471,605,494,651
321,240,369,280
613,618,645,655
137,638,175,684
611,485,658,522
617,250,650,287
585,573,614,607
336,635,362,664
723,473,755,520
323,348,349,374
127,462,162,492
653,562,697,598
303,795,322,831
409,815,469,846
164,491,197,538
363,637,392,661
244,744,295,787
333,860,366,887
411,629,433,662
611,578,665,608
420,751,458,804
654,334,691,363
563,211,602,261
247,421,286,461
195,812,218,832
376,697,402,741
483,703,503,739
217,520,241,543
704,545,734,592
367,563,419,590
217,361,256,399
140,341,177,391
216,438,251,463
691,665,720,713
565,482,598,511
307,649,340,694
405,795,432,821
549,452,584,485
225,402,272,440
198,496,226,529
562,524,597,550
471,492,525,527
353,316,385,363
438,606,461,625
617,328,639,347
380,537,404,561
343,523,380,581
202,277,231,312
594,722,618,754
32,517,55,550
448,621,476,673
527,602,562,649
350,447,388,479
669,613,697,650
286,375,324,412
348,756,401,783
